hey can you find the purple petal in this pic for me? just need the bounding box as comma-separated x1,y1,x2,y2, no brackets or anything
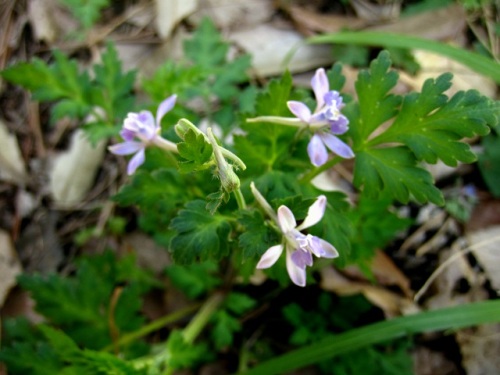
108,141,143,155
323,91,340,107
329,116,349,135
307,134,328,167
127,148,145,175
277,206,297,233
136,111,157,140
311,68,329,110
287,101,312,123
297,195,326,230
286,247,307,287
256,244,284,269
156,94,177,126
120,128,136,141
291,249,313,268
317,238,339,258
319,132,354,159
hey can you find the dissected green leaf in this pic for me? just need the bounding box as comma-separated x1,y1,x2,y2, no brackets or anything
166,330,213,370
177,129,213,173
58,0,110,29
479,131,500,197
165,262,221,299
211,311,241,349
238,210,280,259
169,200,232,264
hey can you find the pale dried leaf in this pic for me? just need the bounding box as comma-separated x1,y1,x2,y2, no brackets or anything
49,129,106,207
350,0,401,21
123,233,171,274
467,226,500,291
399,50,497,97
0,119,27,185
28,0,58,43
155,0,198,39
0,230,22,307
191,0,273,29
229,24,333,76
412,347,460,375
456,324,500,375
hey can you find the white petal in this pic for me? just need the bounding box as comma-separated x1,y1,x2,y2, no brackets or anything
256,244,283,269
287,101,312,123
318,239,339,258
307,134,328,167
286,247,306,287
311,68,329,110
127,148,145,175
297,195,326,230
108,141,143,155
156,94,177,125
277,205,297,233
319,132,355,159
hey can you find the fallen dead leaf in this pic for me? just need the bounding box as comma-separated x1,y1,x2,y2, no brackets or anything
0,119,27,185
350,0,401,21
49,129,106,208
456,324,500,375
229,23,333,76
0,229,22,308
191,0,273,30
122,232,171,274
155,0,198,39
412,346,460,375
27,0,58,43
466,225,500,291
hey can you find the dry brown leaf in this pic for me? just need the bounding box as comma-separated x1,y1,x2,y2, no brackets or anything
412,346,460,375
350,0,401,21
155,0,198,39
456,324,500,375
229,23,333,76
0,119,27,185
27,0,58,43
191,0,273,30
466,199,500,233
49,129,106,207
320,266,417,317
466,225,500,291
122,233,171,274
0,230,22,308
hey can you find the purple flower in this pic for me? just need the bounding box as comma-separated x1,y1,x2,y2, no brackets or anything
108,95,178,175
256,194,338,287
287,68,354,166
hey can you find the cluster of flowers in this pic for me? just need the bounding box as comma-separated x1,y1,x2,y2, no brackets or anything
109,68,354,286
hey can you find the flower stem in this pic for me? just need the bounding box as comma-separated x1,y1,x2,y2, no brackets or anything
299,157,341,184
154,136,178,153
182,292,225,344
101,303,201,352
246,116,304,127
234,188,247,210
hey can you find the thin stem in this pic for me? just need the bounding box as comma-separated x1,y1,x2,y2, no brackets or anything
299,157,341,184
154,136,178,153
246,116,304,127
101,303,201,352
233,188,247,210
182,292,225,344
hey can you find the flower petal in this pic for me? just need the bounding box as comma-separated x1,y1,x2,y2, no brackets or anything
319,132,354,159
277,205,297,233
318,238,339,258
127,148,145,175
307,134,328,166
156,94,177,125
311,68,329,110
291,249,313,268
329,116,349,135
108,141,143,155
287,101,312,123
286,247,307,287
297,195,326,230
256,244,284,269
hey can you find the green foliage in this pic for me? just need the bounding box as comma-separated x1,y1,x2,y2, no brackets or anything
238,210,281,259
58,0,110,29
165,262,221,299
169,200,233,264
347,193,412,266
165,331,213,371
479,123,500,197
16,252,154,350
177,129,214,173
348,51,496,205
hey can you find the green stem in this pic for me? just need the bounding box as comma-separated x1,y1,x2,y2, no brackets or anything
154,136,178,153
234,188,247,210
299,157,341,184
183,292,225,344
101,303,201,352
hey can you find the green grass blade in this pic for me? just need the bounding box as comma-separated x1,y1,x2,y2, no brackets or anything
308,31,500,84
240,299,500,375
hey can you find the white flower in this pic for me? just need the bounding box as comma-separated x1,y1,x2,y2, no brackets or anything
251,183,338,287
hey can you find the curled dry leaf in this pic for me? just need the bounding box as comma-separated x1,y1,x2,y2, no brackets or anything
49,129,106,207
0,119,27,185
466,225,500,291
155,0,198,39
0,230,22,308
229,24,333,76
456,324,500,375
27,0,58,43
